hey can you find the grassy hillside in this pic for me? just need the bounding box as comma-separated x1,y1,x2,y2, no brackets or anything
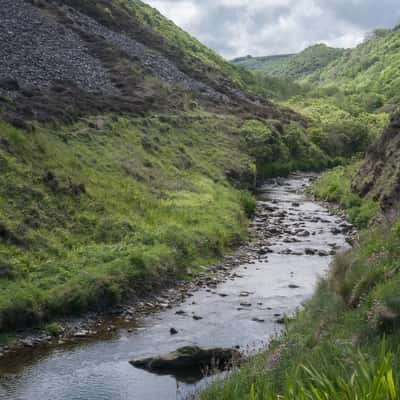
306,27,400,108
232,54,294,75
232,45,345,80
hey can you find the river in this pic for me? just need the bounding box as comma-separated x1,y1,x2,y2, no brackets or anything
0,175,350,400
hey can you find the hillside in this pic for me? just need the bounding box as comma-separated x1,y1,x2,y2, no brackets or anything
232,44,345,80
353,112,400,222
305,27,400,107
231,54,294,75
0,0,341,332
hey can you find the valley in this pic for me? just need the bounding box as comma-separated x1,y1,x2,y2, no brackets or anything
0,0,399,399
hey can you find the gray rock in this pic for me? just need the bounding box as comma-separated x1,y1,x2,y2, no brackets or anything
305,248,317,255
130,346,241,372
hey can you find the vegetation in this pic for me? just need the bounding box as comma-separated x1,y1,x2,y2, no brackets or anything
310,166,380,228
232,44,345,81
305,28,400,108
0,108,340,331
0,112,249,330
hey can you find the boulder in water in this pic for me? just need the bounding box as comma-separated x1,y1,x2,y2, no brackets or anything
130,346,241,373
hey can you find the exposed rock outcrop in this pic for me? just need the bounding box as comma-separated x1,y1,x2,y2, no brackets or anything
0,0,305,126
353,112,400,222
0,0,116,94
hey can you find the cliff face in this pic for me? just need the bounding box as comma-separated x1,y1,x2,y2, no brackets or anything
353,113,400,222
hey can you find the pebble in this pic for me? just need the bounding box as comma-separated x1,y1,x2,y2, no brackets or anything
288,284,300,289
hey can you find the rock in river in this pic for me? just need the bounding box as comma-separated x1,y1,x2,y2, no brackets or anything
130,346,241,373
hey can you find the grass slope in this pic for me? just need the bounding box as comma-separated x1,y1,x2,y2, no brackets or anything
232,45,345,80
0,112,253,330
305,27,400,108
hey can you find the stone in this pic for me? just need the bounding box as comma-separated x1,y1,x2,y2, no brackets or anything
240,302,252,307
170,328,178,335
305,248,317,255
74,330,90,338
296,229,310,237
288,284,300,289
130,346,241,373
193,315,203,320
21,338,34,348
252,317,265,323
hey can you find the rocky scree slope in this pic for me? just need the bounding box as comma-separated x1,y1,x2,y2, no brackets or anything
0,0,303,127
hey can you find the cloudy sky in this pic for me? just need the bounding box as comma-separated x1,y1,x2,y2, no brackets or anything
143,0,400,59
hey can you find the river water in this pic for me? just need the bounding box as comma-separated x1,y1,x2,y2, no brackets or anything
0,175,349,400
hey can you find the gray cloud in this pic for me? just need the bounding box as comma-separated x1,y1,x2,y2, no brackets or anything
144,0,400,59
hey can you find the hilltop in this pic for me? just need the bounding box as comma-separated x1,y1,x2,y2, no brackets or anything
232,44,345,80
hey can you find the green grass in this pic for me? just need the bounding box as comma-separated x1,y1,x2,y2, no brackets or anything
0,112,256,331
232,44,345,81
310,165,380,228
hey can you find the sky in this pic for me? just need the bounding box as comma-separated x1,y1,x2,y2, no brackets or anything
143,0,400,59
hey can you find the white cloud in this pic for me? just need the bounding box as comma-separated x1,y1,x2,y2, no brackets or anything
143,0,400,59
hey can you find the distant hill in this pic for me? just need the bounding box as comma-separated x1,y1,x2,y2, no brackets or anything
305,28,400,106
232,44,345,80
231,53,294,74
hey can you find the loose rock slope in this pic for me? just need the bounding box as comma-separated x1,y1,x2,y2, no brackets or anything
0,0,300,126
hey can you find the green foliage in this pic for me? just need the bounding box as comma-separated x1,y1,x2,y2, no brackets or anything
240,191,257,218
44,322,64,336
310,166,380,228
0,113,257,331
305,28,400,106
232,44,345,81
241,119,330,179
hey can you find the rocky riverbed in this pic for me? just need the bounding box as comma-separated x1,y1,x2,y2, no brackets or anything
0,174,353,400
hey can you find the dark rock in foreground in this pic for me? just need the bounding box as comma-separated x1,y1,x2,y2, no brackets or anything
130,346,241,373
